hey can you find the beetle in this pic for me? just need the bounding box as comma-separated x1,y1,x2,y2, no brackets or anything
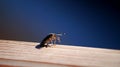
35,33,61,49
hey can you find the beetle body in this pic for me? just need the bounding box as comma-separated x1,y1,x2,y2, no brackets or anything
35,33,60,49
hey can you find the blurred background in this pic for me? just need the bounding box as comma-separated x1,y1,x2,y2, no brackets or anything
0,0,120,49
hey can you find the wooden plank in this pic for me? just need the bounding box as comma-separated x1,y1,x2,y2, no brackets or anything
0,40,120,67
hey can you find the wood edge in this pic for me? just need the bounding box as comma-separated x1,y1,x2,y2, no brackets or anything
0,58,88,67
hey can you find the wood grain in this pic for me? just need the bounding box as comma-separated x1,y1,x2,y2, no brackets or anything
0,40,120,67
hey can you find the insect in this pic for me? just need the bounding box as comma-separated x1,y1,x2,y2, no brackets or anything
35,33,63,49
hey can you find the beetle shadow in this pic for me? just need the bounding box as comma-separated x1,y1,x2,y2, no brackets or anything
35,44,41,49
35,43,47,49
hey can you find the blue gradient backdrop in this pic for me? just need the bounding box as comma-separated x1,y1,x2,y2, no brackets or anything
0,0,120,49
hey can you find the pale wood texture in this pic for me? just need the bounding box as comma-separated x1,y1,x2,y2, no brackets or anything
0,40,120,67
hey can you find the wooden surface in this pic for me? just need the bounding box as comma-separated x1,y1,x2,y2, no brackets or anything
0,40,120,67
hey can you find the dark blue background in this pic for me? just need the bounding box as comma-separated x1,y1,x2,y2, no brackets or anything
0,0,120,49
